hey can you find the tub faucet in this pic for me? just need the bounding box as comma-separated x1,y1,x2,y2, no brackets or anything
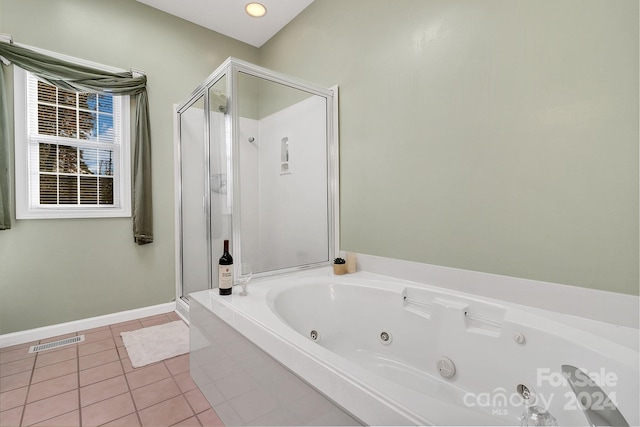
520,406,557,426
561,365,629,427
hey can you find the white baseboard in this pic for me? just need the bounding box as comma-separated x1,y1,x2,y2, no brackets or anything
0,302,176,349
354,253,639,329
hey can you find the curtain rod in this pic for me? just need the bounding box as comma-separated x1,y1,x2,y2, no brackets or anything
131,67,145,77
0,34,146,76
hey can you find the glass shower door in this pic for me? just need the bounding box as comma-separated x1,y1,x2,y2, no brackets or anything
178,75,230,301
236,72,330,275
179,94,208,301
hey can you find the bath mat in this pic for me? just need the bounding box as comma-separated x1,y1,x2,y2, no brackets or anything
121,321,189,368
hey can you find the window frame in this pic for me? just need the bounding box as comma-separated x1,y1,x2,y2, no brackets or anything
13,52,131,220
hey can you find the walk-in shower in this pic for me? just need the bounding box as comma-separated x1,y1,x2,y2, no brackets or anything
174,58,338,312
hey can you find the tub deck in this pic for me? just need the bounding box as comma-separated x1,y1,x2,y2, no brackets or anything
189,268,639,426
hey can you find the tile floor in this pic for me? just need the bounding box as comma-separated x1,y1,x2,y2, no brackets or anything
0,313,224,426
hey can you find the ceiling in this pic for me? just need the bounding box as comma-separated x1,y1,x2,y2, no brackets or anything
136,0,315,48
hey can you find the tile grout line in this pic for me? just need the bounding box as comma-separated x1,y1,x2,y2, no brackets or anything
126,315,201,426
19,334,79,427
167,333,208,427
125,315,186,426
162,351,203,427
114,323,143,427
77,337,82,427
178,381,205,427
17,344,36,427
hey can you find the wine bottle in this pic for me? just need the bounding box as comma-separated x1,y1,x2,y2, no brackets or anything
218,240,233,295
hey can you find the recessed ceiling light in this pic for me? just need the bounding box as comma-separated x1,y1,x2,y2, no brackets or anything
245,2,267,18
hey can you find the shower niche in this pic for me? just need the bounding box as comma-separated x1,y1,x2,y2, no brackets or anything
175,58,338,306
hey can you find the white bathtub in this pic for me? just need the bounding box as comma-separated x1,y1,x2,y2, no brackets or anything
190,268,639,426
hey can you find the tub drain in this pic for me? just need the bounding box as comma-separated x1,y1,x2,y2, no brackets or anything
309,330,320,342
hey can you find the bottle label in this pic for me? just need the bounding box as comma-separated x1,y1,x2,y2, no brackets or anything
219,265,233,290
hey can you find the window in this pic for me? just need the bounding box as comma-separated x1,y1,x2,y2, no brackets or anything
14,65,131,219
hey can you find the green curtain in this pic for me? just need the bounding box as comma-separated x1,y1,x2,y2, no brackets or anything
0,64,10,230
0,41,153,243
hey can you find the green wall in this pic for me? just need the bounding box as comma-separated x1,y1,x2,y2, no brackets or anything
0,0,638,335
260,0,639,295
0,0,258,334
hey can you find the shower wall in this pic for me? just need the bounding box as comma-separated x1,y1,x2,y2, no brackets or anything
239,118,261,269
239,95,328,272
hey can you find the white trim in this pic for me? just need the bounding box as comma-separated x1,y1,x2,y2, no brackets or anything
354,253,639,329
0,302,176,348
13,66,29,216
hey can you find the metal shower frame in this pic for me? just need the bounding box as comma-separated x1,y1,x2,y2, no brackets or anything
174,57,339,314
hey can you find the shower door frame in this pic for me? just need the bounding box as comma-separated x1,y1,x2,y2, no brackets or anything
174,57,339,317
